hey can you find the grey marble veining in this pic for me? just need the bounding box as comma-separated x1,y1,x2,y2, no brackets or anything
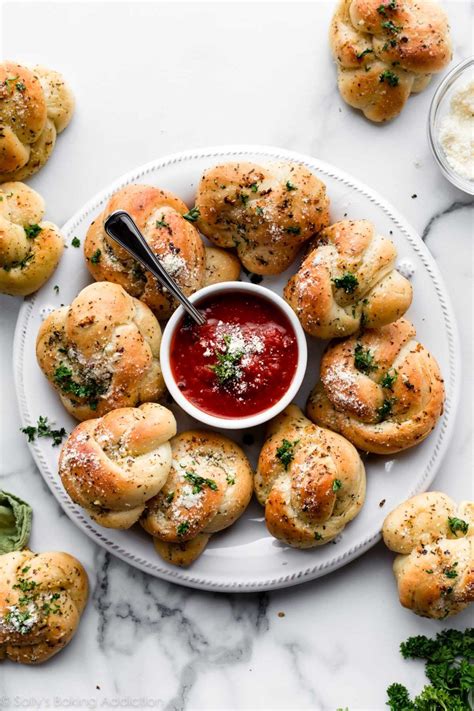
0,2,472,710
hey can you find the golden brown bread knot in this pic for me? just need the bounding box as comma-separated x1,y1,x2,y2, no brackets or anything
0,550,88,664
307,318,445,454
255,405,366,547
383,492,474,618
84,184,240,320
329,0,452,122
284,219,412,339
194,161,330,275
59,403,176,528
0,62,74,182
36,281,165,421
141,430,253,566
0,182,64,296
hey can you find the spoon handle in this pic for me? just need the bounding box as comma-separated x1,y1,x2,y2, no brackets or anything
104,210,205,326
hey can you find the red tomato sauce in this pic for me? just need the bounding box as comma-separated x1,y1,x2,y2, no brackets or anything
170,292,299,418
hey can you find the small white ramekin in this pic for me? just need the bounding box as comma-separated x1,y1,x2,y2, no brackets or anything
428,57,474,195
160,281,307,430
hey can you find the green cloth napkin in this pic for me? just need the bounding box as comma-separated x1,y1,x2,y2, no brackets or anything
0,490,32,554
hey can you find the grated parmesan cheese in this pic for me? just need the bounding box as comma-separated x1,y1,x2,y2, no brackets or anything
439,80,474,182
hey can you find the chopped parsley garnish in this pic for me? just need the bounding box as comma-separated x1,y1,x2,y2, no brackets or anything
255,206,264,217
53,285,59,294
380,369,398,390
285,225,301,235
333,272,359,294
184,472,218,493
276,439,299,470
71,236,81,247
3,253,34,271
177,521,190,537
381,20,402,34
386,629,474,711
210,334,243,385
226,474,235,486
314,532,323,541
377,1,397,15
240,192,249,206
54,364,105,406
332,479,342,492
24,224,42,239
444,564,458,579
165,491,174,504
448,517,469,536
155,216,171,231
354,343,377,374
377,398,396,421
16,81,26,92
89,249,102,264
21,415,67,446
250,182,259,192
285,181,297,191
356,48,374,59
380,70,400,86
3,573,62,635
182,207,200,222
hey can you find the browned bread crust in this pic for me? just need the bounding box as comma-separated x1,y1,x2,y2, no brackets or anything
284,219,412,339
383,492,474,618
255,405,366,547
141,430,253,566
0,62,74,181
36,281,165,421
84,184,240,320
0,550,88,664
59,403,176,528
194,161,330,275
307,318,445,453
329,0,451,121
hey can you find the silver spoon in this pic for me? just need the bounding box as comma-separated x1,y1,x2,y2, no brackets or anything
104,210,206,326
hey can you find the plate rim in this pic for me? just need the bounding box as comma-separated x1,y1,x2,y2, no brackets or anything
13,144,461,592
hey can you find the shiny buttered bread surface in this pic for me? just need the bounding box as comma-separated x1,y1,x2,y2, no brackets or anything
84,184,240,320
141,431,254,566
36,281,165,421
284,219,412,339
383,492,474,619
330,0,451,122
59,403,177,529
255,405,366,547
194,161,330,275
0,550,88,664
307,318,445,453
0,61,74,182
0,182,63,296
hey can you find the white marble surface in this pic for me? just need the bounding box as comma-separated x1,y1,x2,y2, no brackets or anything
0,1,473,709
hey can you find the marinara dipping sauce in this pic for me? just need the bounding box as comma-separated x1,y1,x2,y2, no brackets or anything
170,292,298,419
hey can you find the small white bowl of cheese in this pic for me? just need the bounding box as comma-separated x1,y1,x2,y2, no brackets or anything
428,57,474,195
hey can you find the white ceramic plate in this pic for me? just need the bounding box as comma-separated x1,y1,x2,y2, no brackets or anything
14,145,460,592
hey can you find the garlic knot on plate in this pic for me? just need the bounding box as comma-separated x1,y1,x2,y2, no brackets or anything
141,431,253,566
307,318,445,454
194,161,330,275
0,61,74,182
329,0,452,122
36,281,165,421
84,184,240,320
255,405,366,547
0,182,64,296
383,492,474,618
284,219,412,339
0,550,88,664
59,403,176,528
